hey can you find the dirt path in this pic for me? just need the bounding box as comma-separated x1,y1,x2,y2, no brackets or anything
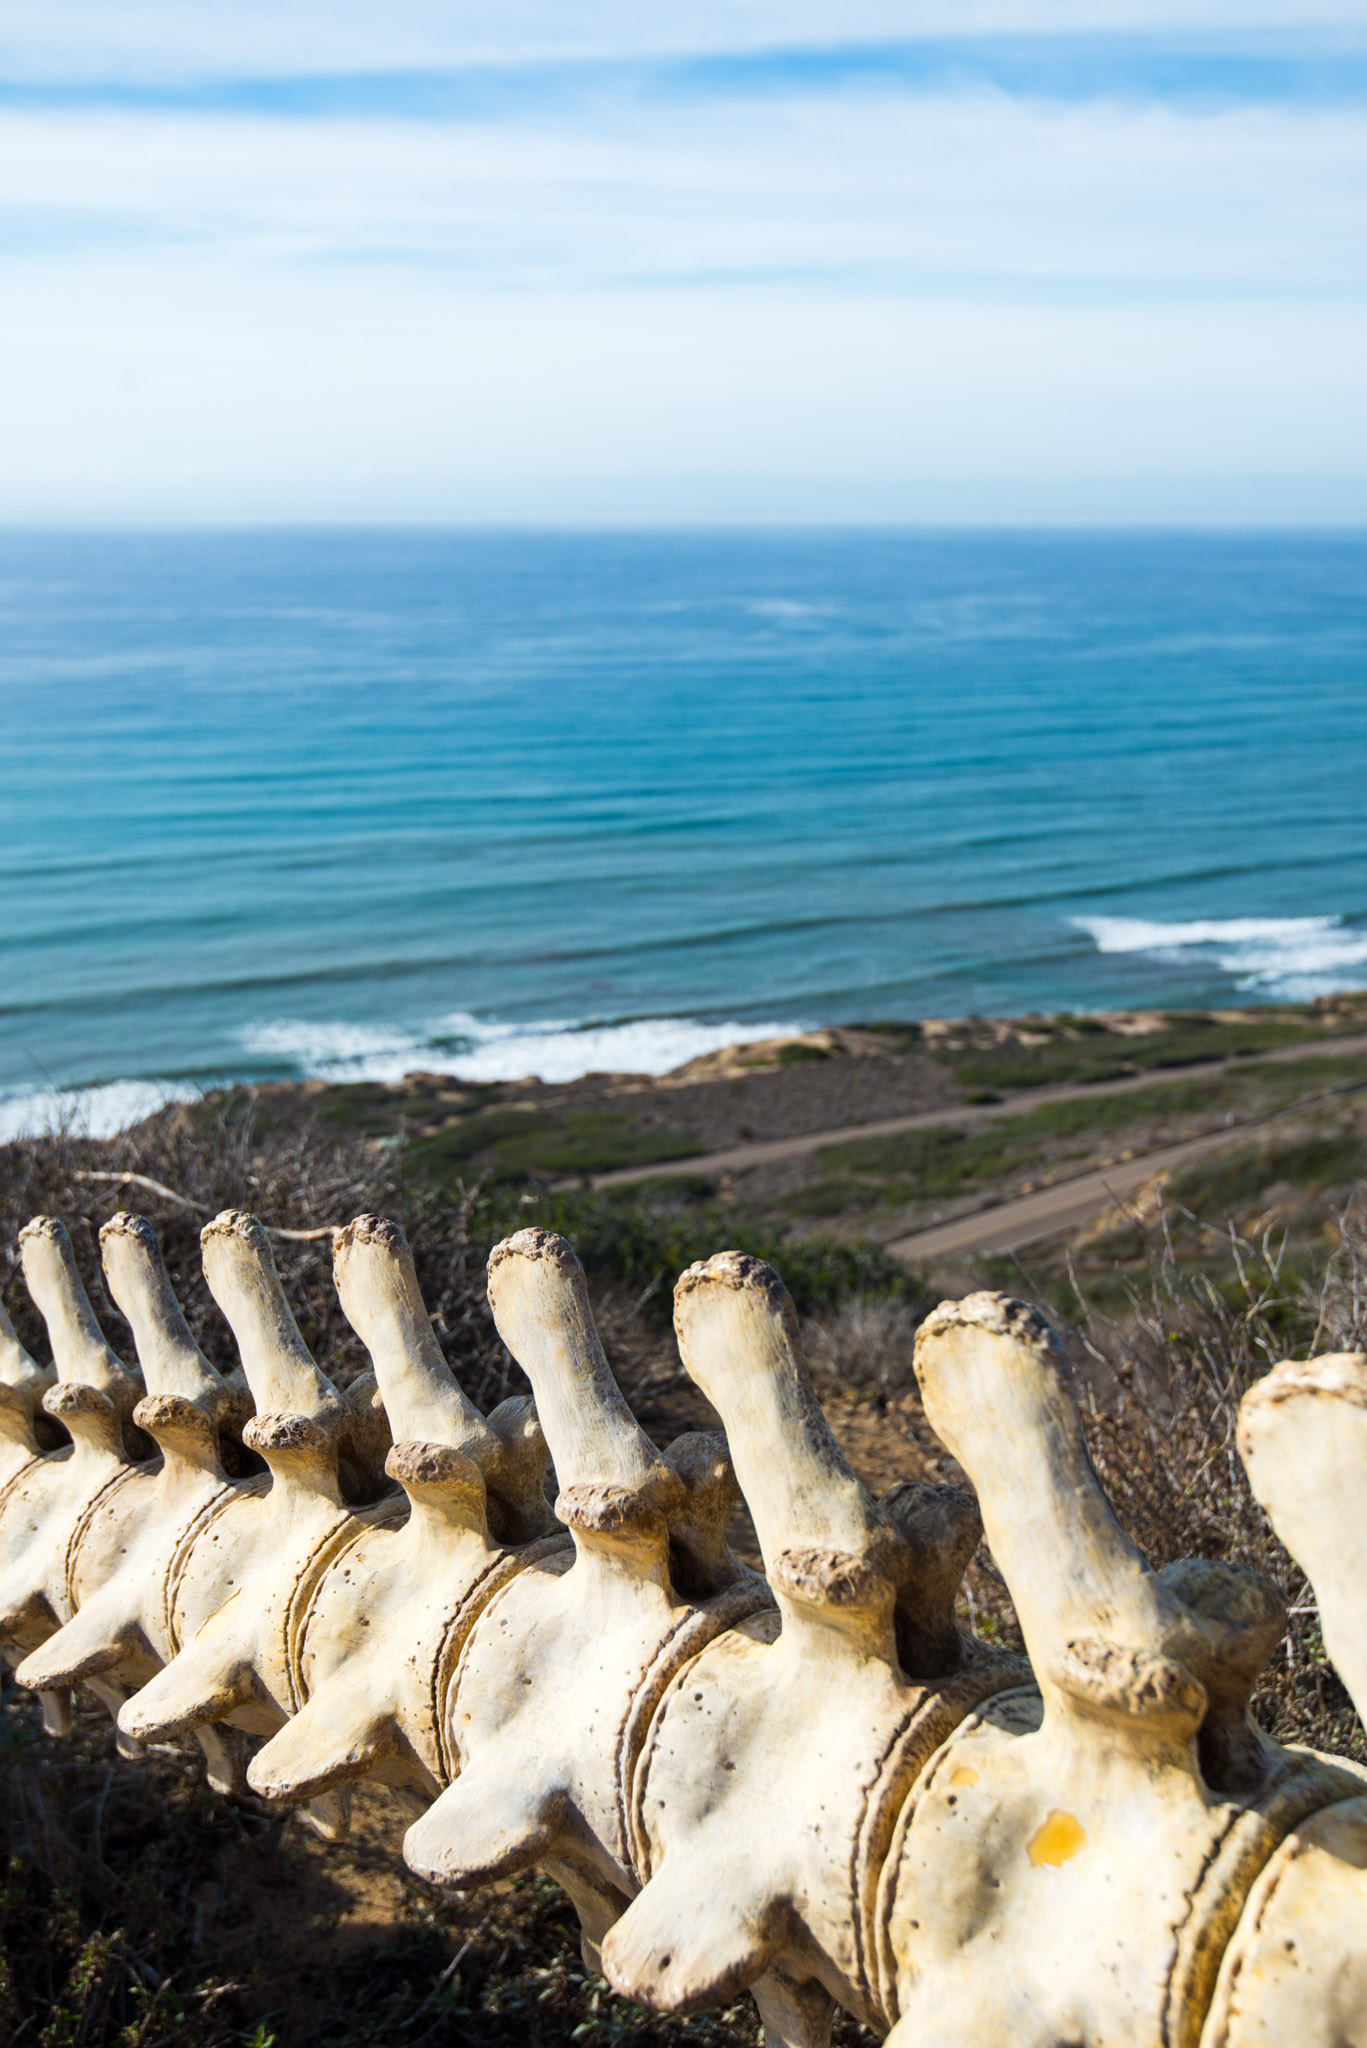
582,1031,1367,1192
882,1127,1250,1264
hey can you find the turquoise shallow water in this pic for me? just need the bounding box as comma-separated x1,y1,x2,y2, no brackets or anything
3,527,1367,1133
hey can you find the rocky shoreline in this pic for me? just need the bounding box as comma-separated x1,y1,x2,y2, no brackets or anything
190,996,1367,1184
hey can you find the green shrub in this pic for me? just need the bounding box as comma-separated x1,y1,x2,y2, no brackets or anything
1170,1134,1367,1218
944,1015,1328,1093
318,1082,410,1132
818,1124,976,1188
950,1048,1133,1090
406,1109,703,1181
490,1113,704,1175
464,1184,924,1318
782,1176,888,1217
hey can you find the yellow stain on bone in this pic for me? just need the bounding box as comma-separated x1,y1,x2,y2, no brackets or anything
1028,1810,1087,1868
950,1765,979,1788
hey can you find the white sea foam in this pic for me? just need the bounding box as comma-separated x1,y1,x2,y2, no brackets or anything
236,1010,809,1086
430,1012,811,1084
0,1078,200,1145
0,1015,808,1145
1072,914,1367,1001
237,1019,429,1077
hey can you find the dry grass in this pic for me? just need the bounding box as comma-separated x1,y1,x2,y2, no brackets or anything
0,1100,523,1414
1,1110,1364,2045
1027,1199,1365,1761
802,1295,924,1397
1,1683,804,2048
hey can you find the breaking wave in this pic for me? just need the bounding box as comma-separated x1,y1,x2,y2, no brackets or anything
1072,914,1367,1001
236,1010,809,1087
0,1078,200,1146
0,1011,809,1142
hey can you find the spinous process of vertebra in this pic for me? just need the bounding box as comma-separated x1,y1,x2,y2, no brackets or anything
1,1208,1364,2047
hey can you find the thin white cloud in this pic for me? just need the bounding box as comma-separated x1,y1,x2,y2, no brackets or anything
0,31,1363,519
3,2,1366,83
2,94,1363,292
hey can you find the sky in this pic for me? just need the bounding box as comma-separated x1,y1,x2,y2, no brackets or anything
2,3,1365,523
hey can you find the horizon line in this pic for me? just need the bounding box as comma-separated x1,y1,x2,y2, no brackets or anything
2,515,1366,536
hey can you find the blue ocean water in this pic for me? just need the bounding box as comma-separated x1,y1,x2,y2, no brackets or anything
2,527,1366,1136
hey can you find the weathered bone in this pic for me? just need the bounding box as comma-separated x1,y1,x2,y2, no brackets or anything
0,1295,54,1481
913,1293,1289,1765
196,1210,394,1505
199,1209,339,1427
12,1216,244,1778
880,1291,1352,2048
5,1216,1367,2048
3,1221,142,1583
601,1253,1012,2039
331,1213,548,1540
0,1289,64,1741
247,1215,557,1809
334,1215,488,1447
99,1213,230,1418
1217,1349,1367,2044
1199,1794,1367,2048
405,1228,766,1991
1238,1349,1367,1730
114,1213,368,1839
486,1227,671,1498
1,1222,151,1744
19,1217,142,1420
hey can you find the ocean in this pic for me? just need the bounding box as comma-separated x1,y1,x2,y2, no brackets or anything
3,527,1366,1139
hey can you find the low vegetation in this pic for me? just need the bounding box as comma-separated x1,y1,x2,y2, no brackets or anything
763,1057,1367,1231
929,1006,1359,1093
319,1088,705,1181
410,1110,704,1180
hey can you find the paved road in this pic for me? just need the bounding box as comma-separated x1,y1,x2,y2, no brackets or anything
583,1031,1367,1193
883,1126,1250,1264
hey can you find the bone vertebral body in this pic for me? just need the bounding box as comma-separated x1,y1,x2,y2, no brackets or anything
1,1211,1363,2047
